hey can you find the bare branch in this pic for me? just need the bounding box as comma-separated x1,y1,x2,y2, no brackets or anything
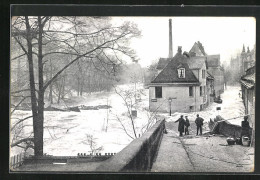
11,116,33,131
11,137,34,148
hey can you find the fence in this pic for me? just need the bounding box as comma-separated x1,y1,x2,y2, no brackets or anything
10,153,25,169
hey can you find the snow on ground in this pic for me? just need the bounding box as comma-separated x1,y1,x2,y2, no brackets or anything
10,83,152,156
165,85,245,126
10,84,245,157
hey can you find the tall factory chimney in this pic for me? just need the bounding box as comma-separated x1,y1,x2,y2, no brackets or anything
168,19,173,58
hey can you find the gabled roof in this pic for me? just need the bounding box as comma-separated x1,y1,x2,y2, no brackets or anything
189,41,207,57
156,58,170,70
187,56,206,69
206,71,214,80
151,53,199,84
206,55,220,67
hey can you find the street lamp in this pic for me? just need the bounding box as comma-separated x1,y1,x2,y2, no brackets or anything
168,98,172,116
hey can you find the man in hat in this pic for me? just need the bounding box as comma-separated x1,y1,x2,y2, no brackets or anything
175,115,185,136
184,116,190,135
195,114,204,135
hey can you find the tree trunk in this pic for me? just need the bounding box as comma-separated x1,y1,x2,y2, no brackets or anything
49,59,53,104
25,16,43,157
36,16,44,157
77,76,80,96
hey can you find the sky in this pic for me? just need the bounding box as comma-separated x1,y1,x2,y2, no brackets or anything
112,17,256,68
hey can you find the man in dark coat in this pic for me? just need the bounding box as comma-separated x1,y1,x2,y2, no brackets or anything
184,116,190,135
195,114,204,135
175,115,185,136
241,116,250,138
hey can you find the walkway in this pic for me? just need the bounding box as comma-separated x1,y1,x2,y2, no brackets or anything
151,121,254,172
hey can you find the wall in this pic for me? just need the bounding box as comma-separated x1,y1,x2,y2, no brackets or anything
149,85,205,113
95,119,166,172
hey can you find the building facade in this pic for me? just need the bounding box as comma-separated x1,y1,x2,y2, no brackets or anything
149,47,208,113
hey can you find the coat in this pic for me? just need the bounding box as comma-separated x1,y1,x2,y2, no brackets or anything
185,119,190,127
241,120,250,137
176,117,185,132
195,117,204,126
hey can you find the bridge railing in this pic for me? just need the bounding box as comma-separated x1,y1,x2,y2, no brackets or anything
96,118,166,172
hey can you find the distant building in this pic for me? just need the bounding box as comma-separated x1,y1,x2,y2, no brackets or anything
240,44,255,75
189,41,207,57
206,55,225,96
189,42,224,96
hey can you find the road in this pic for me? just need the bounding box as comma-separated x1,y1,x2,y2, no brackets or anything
151,121,254,172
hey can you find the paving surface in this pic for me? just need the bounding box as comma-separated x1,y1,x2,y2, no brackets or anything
151,121,254,172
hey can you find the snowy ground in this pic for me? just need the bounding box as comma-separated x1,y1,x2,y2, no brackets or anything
164,85,245,126
152,121,254,172
10,85,246,157
10,83,153,157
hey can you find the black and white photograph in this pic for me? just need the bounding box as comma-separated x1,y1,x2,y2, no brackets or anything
10,15,255,173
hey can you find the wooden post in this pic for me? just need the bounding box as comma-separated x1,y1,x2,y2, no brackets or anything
10,156,13,169
13,155,16,168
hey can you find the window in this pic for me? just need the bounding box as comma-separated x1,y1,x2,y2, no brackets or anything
200,86,202,96
200,105,203,111
189,86,193,97
155,86,162,98
202,70,206,79
189,106,194,112
177,68,185,78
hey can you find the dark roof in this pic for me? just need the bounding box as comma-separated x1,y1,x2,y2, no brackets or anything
206,55,220,67
206,71,214,80
156,58,170,70
240,79,254,89
151,53,199,84
187,56,206,69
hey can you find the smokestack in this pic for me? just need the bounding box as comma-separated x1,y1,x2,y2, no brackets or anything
168,19,173,58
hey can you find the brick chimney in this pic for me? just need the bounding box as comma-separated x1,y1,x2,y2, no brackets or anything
168,19,173,58
178,46,182,54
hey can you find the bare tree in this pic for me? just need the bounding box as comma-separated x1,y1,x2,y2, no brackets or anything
83,134,103,157
11,16,141,156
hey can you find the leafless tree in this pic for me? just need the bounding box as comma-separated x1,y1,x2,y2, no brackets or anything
83,134,103,158
11,16,141,156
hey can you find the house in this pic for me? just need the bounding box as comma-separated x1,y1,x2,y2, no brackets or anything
240,66,255,126
206,71,215,106
206,55,225,96
189,42,224,96
149,47,208,113
240,65,255,146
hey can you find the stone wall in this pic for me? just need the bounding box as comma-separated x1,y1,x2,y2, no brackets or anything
95,119,166,172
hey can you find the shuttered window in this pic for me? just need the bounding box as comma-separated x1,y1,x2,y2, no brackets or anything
155,86,162,98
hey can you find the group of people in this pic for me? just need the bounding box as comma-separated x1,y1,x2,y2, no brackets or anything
174,114,204,137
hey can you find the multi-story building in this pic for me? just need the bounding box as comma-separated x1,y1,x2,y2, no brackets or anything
149,46,207,113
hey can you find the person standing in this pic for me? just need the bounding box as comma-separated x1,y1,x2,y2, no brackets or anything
195,114,204,135
184,116,190,135
175,115,185,136
241,116,250,138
